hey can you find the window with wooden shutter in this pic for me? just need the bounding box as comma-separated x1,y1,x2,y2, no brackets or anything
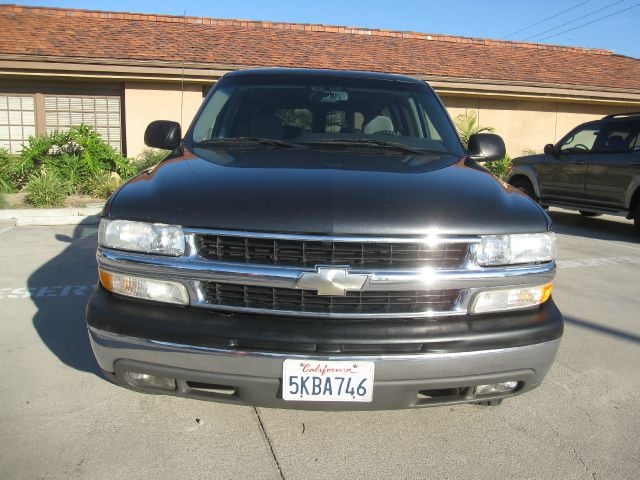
0,95,36,153
44,95,122,152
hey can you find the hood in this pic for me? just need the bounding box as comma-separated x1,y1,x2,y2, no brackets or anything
512,153,548,165
107,146,549,235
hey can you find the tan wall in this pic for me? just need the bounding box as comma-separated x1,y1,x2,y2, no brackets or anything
124,82,204,157
122,82,636,158
440,95,635,157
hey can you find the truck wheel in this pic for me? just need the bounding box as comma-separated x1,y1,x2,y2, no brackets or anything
510,178,535,199
475,399,504,406
634,203,640,234
579,211,601,217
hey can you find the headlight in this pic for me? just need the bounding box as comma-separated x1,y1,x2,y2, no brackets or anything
471,283,553,314
99,269,189,305
477,232,555,266
99,219,185,256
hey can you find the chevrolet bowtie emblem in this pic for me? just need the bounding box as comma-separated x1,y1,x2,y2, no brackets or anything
295,267,370,296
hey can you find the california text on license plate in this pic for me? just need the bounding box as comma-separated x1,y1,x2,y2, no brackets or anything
282,360,375,402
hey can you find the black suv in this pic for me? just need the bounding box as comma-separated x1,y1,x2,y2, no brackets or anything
507,112,640,233
87,68,562,410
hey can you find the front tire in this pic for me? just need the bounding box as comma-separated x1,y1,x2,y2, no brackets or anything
510,178,535,199
634,203,640,235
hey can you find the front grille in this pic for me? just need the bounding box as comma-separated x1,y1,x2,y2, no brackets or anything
199,282,461,316
195,235,469,269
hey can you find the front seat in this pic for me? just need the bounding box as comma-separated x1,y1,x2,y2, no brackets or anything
602,134,626,153
363,115,394,134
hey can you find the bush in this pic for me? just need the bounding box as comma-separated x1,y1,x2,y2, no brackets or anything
0,148,20,193
135,148,169,172
484,155,511,179
12,125,137,207
25,168,68,208
83,171,123,199
18,125,135,196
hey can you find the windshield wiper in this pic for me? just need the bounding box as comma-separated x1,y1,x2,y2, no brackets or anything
313,138,426,155
193,137,299,148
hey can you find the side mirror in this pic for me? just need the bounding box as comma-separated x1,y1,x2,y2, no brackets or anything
543,144,556,155
468,133,506,162
144,120,181,150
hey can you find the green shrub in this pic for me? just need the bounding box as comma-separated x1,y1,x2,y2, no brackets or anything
0,149,20,193
484,155,511,179
83,171,123,199
135,148,169,172
18,125,136,196
25,169,68,208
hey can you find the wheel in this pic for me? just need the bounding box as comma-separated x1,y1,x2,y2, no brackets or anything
634,203,640,235
475,399,503,407
579,211,602,217
510,177,535,199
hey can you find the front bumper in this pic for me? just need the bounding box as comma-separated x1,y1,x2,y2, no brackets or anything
87,288,562,410
90,328,559,410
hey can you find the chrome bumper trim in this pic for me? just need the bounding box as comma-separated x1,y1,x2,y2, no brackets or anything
98,248,556,291
182,229,481,244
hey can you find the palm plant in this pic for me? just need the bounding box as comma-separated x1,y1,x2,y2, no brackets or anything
454,111,494,148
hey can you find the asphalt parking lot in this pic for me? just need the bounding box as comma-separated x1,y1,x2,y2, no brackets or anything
0,208,639,480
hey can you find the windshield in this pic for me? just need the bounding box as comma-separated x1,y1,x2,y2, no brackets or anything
189,74,464,156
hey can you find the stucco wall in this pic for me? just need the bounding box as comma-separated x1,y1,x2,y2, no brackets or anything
124,82,203,157
121,83,636,159
441,95,631,158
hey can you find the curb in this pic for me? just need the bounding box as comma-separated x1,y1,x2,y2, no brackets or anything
0,206,103,226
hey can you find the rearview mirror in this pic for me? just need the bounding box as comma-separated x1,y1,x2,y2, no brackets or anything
543,144,556,155
144,120,182,150
468,133,506,162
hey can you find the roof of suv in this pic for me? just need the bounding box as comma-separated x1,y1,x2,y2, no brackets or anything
225,68,426,84
601,112,640,120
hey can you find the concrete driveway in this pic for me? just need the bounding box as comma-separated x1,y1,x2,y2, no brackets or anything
0,208,638,480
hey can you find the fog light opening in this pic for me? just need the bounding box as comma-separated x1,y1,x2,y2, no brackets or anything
125,371,176,391
474,381,519,396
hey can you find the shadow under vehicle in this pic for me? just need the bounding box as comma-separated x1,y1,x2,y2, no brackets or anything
28,221,101,376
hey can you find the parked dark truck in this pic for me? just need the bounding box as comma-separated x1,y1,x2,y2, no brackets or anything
86,68,562,410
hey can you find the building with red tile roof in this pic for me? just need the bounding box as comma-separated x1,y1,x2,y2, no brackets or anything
0,4,638,156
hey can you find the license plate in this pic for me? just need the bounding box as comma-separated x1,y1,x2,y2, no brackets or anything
282,360,375,402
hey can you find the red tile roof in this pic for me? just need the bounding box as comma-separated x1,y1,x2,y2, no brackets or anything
1,4,639,91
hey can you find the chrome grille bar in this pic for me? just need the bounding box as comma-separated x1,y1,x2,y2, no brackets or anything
97,229,555,319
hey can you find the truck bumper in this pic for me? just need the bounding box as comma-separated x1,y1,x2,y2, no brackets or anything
90,328,559,410
88,332,561,411
87,287,562,410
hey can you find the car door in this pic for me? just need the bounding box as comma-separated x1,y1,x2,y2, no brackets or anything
586,122,640,209
536,124,599,203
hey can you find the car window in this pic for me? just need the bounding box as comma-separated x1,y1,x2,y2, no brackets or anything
190,78,464,155
559,125,599,154
276,108,312,132
632,131,640,152
596,123,639,153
